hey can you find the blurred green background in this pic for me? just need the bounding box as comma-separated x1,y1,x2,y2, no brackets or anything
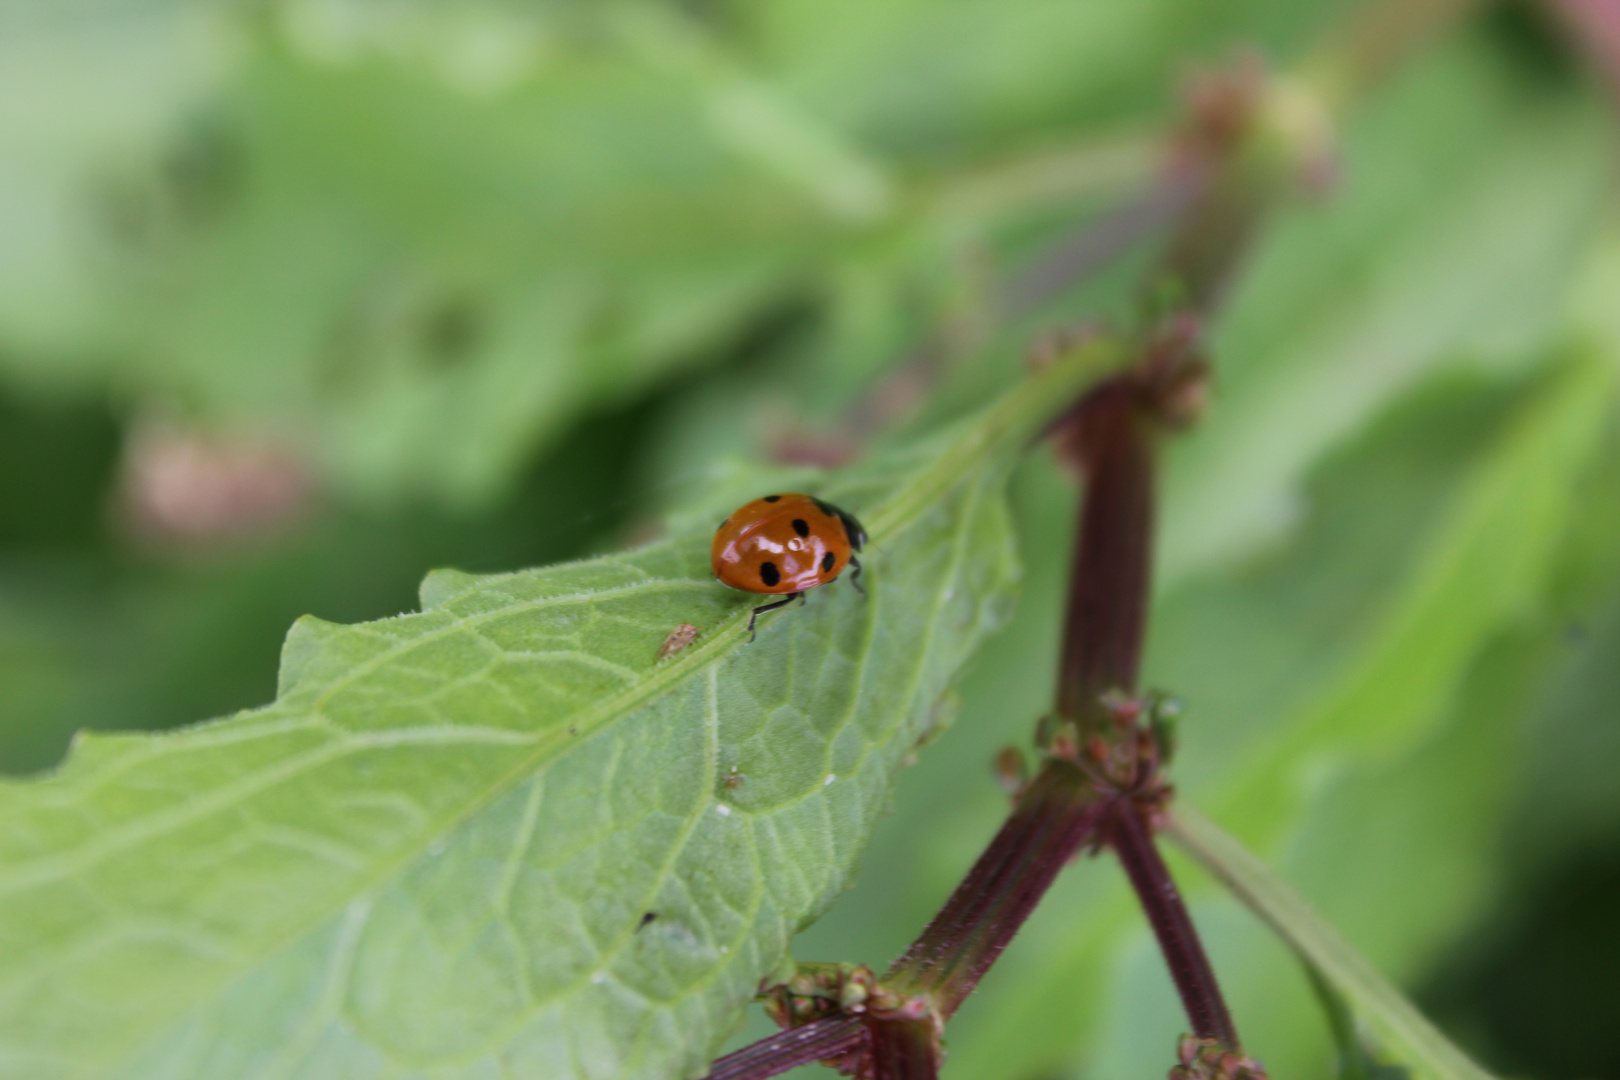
2,1,1618,1077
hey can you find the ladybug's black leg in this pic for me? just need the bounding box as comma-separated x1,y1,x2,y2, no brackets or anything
747,593,801,642
847,555,866,597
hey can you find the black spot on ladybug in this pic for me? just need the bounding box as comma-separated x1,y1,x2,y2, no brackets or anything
759,561,780,587
791,518,810,538
764,494,781,503
822,551,836,572
638,912,658,930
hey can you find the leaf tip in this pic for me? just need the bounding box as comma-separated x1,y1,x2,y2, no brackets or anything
419,568,490,611
276,614,347,698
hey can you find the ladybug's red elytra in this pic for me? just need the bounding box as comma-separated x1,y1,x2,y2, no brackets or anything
711,493,867,638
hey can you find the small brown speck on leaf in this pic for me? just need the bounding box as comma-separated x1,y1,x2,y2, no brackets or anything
658,623,701,661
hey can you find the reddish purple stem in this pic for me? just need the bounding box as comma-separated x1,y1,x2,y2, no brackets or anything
1057,366,1244,1054
1108,801,1239,1047
887,764,1107,1016
1056,384,1157,722
702,1018,866,1080
866,1020,941,1080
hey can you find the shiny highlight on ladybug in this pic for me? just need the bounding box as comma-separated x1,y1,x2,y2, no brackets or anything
711,493,867,638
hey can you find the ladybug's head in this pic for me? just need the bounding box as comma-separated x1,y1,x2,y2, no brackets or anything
836,508,868,551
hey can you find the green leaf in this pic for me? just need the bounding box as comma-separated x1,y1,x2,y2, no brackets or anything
749,0,1346,158
1208,351,1615,851
0,2,223,374
0,0,1368,506
1162,32,1612,584
0,345,1112,1080
1167,807,1493,1080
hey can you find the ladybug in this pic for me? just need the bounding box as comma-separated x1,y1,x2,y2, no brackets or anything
711,493,867,638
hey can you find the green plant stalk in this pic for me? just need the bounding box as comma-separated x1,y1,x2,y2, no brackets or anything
1167,808,1496,1080
1302,962,1401,1080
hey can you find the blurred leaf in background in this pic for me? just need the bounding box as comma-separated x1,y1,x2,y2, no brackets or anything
1,0,1619,1078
